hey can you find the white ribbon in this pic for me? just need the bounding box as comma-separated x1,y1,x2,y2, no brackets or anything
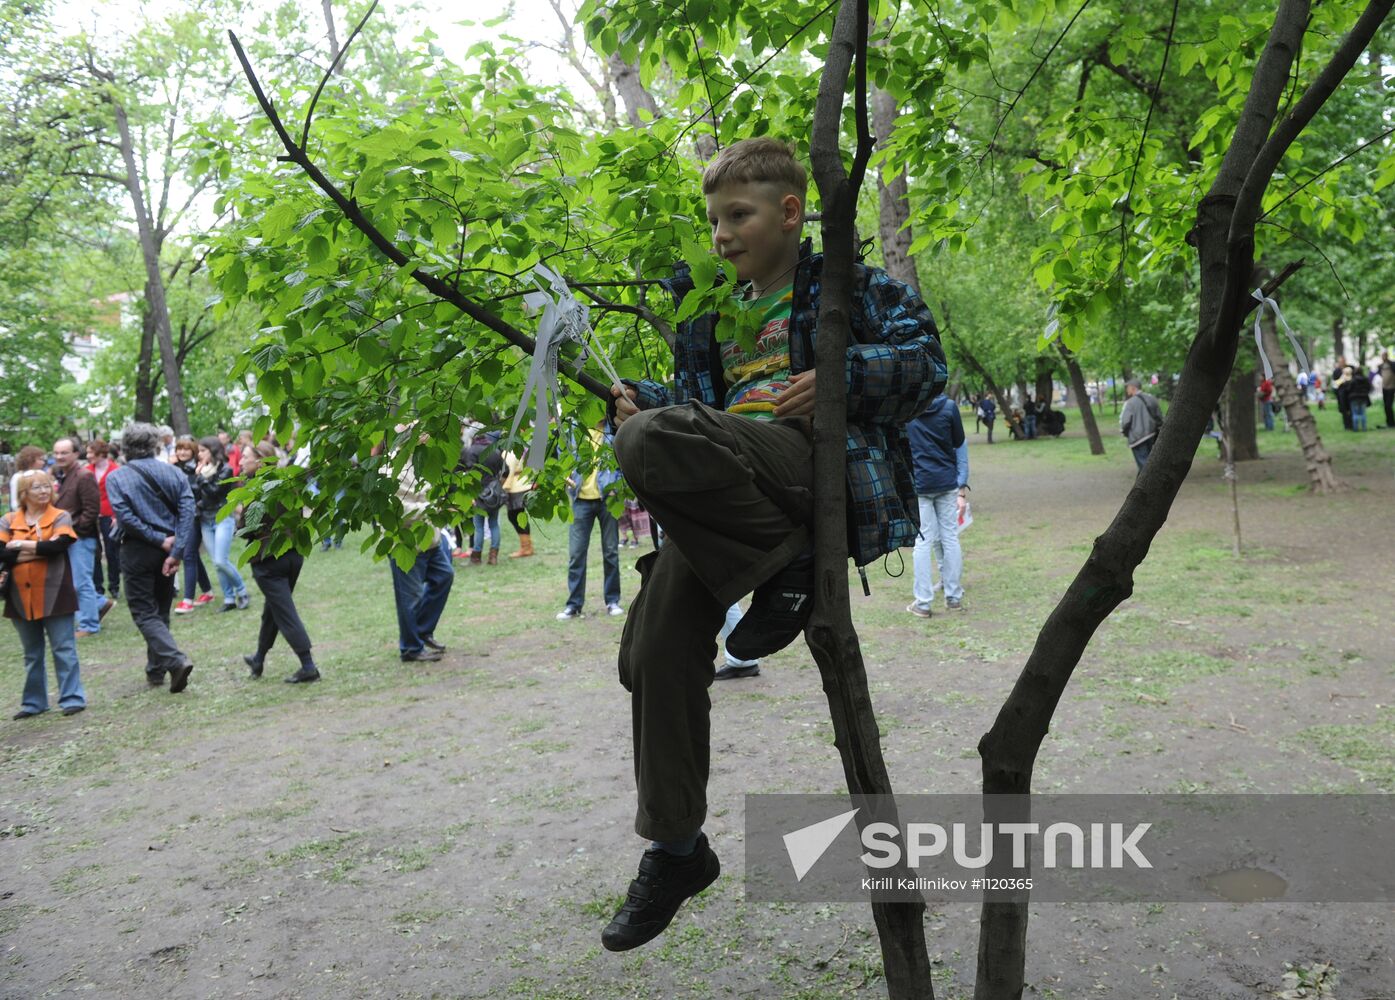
508,264,623,470
1251,288,1311,381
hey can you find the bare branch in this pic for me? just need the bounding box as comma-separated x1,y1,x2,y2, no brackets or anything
300,0,380,151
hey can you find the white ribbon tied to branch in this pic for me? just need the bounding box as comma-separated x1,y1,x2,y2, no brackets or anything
508,264,624,470
1251,288,1311,381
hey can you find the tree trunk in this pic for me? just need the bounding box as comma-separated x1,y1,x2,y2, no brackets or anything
1259,305,1347,492
1056,343,1105,455
1332,316,1345,361
608,54,660,126
1356,328,1368,367
113,100,190,436
134,285,158,422
808,3,934,996
321,0,339,60
1014,377,1028,409
871,81,918,292
1226,362,1261,460
972,0,1392,994
1033,356,1055,408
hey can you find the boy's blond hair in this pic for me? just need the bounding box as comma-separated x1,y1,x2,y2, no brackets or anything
701,138,807,205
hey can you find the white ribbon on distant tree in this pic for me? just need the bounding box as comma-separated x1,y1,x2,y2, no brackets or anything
508,264,623,470
1251,288,1311,380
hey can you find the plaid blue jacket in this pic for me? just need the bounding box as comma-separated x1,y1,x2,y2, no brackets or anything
634,245,948,566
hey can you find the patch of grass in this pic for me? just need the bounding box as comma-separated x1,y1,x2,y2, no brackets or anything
1290,707,1395,792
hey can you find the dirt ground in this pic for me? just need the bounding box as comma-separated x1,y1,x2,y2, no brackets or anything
2,413,1392,999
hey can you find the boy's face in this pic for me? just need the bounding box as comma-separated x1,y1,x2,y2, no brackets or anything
705,181,802,285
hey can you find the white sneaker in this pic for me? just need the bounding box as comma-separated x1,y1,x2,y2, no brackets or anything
905,602,932,619
556,607,584,620
606,603,625,617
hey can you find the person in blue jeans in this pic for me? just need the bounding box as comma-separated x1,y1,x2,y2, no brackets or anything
193,438,250,611
906,395,969,616
557,423,623,620
386,453,455,661
2,471,87,718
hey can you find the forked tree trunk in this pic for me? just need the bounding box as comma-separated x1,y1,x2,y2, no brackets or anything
973,1,1392,995
808,2,934,997
1056,342,1105,455
112,99,190,436
1259,304,1347,492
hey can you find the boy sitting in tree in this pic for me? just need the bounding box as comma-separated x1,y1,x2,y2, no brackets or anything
601,137,947,951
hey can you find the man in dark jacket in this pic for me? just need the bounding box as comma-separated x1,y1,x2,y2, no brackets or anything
1120,379,1164,472
106,423,197,692
52,437,112,636
905,396,969,616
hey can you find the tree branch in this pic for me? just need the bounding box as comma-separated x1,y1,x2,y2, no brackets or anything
300,0,380,151
573,284,674,347
228,29,610,403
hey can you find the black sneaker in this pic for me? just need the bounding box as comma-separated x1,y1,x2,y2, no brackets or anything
243,654,264,678
724,554,814,661
421,634,446,652
713,663,760,680
601,834,720,952
284,666,320,684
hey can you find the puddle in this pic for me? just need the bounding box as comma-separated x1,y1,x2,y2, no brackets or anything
1202,867,1289,902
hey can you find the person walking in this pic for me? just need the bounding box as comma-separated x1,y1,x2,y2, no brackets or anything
170,438,215,613
463,431,505,566
193,437,251,611
2,470,87,719
906,394,969,616
239,445,319,683
105,422,197,693
1120,378,1164,472
85,439,122,601
503,450,536,558
979,394,996,444
385,439,455,662
1379,351,1395,429
51,438,112,636
556,421,623,620
1258,376,1276,431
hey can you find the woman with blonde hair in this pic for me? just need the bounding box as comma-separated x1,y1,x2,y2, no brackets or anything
1,470,86,719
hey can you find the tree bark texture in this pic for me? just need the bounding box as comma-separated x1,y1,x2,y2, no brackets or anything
808,2,934,997
134,283,157,422
871,81,919,292
1258,304,1347,492
608,53,660,126
1226,361,1261,460
1056,343,1105,455
113,100,190,436
972,0,1395,995
1331,317,1345,361
321,0,339,61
